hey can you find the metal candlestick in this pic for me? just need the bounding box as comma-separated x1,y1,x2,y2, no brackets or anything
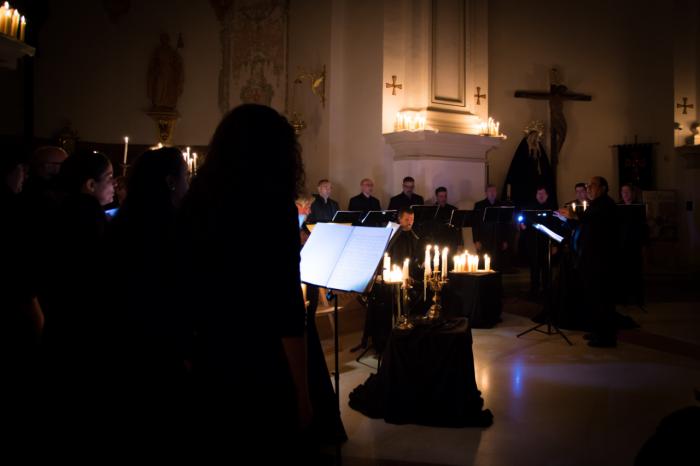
424,270,447,321
395,283,413,330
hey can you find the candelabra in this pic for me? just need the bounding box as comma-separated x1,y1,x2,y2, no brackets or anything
424,270,447,321
395,283,413,330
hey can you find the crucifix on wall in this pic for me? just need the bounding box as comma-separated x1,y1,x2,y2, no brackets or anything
514,68,592,192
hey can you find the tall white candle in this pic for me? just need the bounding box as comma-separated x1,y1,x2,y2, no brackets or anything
122,136,129,165
402,258,409,287
0,4,7,35
433,245,439,271
10,9,18,38
19,15,24,42
583,200,588,211
441,247,448,277
484,254,491,272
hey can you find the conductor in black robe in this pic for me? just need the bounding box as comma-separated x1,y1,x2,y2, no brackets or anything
558,176,619,347
502,133,557,209
473,184,511,271
348,178,381,214
388,176,424,211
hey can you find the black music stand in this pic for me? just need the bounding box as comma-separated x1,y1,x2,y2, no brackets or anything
516,222,572,345
332,210,365,225
410,205,438,224
362,210,398,227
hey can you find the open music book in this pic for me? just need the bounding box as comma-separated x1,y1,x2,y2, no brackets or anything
300,223,393,293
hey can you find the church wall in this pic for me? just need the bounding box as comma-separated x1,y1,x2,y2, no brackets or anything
34,0,220,146
488,0,675,206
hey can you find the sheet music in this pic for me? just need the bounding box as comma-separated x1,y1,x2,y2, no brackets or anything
327,227,391,293
300,223,352,287
533,223,564,243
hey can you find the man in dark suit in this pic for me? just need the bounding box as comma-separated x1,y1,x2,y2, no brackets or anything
473,184,510,271
348,178,381,214
558,176,619,347
388,176,424,211
307,179,339,223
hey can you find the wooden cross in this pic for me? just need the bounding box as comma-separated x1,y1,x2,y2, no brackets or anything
385,75,403,95
677,97,694,114
514,69,592,192
474,86,486,105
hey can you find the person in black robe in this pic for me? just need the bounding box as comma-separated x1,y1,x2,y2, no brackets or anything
348,178,381,214
178,104,311,460
106,147,192,443
429,186,462,253
617,183,647,307
473,184,511,271
388,176,424,211
307,179,339,223
502,132,557,209
520,185,558,297
558,176,619,347
40,150,115,444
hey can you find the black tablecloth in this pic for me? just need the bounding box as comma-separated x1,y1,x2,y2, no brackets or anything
349,318,493,427
443,271,502,328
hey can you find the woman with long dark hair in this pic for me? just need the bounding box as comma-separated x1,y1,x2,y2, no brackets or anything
179,104,310,457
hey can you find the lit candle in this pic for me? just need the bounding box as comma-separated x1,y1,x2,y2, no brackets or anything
571,202,576,211
4,9,11,35
383,252,391,281
301,283,307,304
402,258,409,287
19,15,24,42
0,4,7,35
192,152,198,175
484,254,491,272
433,245,439,272
122,136,129,165
441,247,448,278
10,8,18,38
424,245,431,276
583,200,588,211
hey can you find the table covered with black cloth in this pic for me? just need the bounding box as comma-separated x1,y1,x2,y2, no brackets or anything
442,271,502,328
349,318,493,427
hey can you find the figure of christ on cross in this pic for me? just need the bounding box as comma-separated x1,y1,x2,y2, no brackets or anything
515,69,592,193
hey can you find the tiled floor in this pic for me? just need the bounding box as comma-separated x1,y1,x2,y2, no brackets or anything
316,271,700,466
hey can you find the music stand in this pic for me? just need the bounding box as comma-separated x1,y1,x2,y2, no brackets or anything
516,222,572,345
332,210,364,225
410,205,438,224
362,210,398,227
435,206,456,223
450,210,474,228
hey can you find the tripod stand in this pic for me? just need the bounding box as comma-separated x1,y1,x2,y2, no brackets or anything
517,231,572,345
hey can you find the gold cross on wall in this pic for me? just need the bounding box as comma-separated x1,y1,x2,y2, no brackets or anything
677,97,694,114
385,75,403,95
474,86,486,105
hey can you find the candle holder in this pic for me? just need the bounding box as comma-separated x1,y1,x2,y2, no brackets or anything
423,270,447,321
120,163,130,177
395,284,413,330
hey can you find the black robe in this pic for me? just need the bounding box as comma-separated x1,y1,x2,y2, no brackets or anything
503,137,557,209
388,192,424,211
348,193,381,214
308,194,339,223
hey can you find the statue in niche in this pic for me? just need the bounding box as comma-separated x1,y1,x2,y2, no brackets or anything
147,33,185,111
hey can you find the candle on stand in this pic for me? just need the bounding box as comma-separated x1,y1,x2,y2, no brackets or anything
4,9,11,35
441,247,448,278
122,136,129,165
433,245,439,272
402,258,409,288
383,253,391,281
192,152,198,175
10,8,18,38
0,4,7,35
19,15,24,42
484,254,491,272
